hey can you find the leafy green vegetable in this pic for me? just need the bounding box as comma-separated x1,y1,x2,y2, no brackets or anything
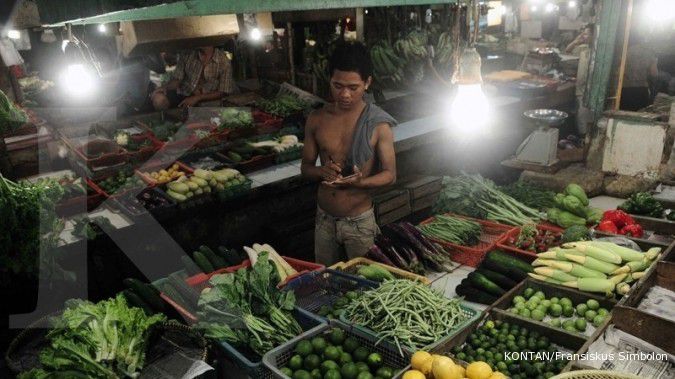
499,181,556,210
618,192,664,218
0,174,64,278
219,108,253,130
19,294,165,379
434,173,541,226
0,89,28,134
418,214,481,245
196,252,301,357
256,95,310,118
561,225,592,243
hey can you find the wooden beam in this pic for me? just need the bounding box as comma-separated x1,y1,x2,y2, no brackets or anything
356,7,365,42
287,22,295,86
614,0,633,110
587,0,624,119
46,0,458,26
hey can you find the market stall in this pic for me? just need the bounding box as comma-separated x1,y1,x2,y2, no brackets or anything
2,0,675,379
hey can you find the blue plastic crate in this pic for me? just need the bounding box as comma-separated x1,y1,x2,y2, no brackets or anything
218,307,325,378
283,269,379,319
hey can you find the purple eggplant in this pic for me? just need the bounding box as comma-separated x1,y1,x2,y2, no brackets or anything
366,245,395,267
375,234,409,269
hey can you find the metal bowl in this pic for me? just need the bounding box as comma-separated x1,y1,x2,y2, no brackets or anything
523,109,569,127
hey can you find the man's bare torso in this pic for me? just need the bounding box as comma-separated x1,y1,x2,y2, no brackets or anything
311,104,377,217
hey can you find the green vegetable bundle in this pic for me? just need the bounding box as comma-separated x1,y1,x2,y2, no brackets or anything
418,214,481,246
196,252,301,356
0,174,64,277
547,184,602,228
434,173,541,226
19,294,166,379
618,192,664,218
500,181,556,210
257,95,310,118
342,279,471,354
0,89,28,134
219,107,253,130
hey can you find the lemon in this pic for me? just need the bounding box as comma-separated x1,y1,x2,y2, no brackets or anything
432,355,459,379
466,361,493,379
411,351,432,371
488,372,507,379
420,357,433,376
402,370,426,379
456,364,466,378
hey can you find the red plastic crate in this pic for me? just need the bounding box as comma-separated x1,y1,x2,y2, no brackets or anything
418,213,515,267
164,256,324,322
495,224,564,262
87,171,151,199
126,134,165,165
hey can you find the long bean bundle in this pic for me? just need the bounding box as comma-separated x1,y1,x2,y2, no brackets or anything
342,280,470,355
418,214,481,245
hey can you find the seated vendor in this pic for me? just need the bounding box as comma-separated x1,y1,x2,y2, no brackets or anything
151,46,236,109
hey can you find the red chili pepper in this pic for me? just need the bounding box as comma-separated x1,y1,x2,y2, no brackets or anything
602,210,636,229
597,220,619,234
620,224,644,238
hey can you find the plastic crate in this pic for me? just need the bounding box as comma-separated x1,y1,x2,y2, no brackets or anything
136,160,194,186
86,170,149,199
72,139,128,170
125,134,164,166
219,307,324,379
55,181,105,217
215,178,253,202
340,301,481,355
263,319,409,379
418,213,515,267
495,223,564,262
335,257,431,285
283,269,379,318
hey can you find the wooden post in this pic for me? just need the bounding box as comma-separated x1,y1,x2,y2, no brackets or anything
614,0,633,110
356,7,365,42
286,22,295,85
451,4,462,82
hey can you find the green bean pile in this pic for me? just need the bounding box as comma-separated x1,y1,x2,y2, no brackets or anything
342,280,470,355
418,214,481,246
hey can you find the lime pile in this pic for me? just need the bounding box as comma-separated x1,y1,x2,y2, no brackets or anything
507,287,609,334
279,327,395,379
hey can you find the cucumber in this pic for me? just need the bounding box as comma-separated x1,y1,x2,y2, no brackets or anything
122,278,165,311
231,145,254,154
193,251,214,273
168,272,200,307
217,246,243,266
160,283,193,314
455,282,499,305
252,148,268,155
475,268,518,290
227,151,242,162
486,250,533,273
468,271,506,296
123,289,154,315
199,245,228,269
482,257,529,281
181,256,201,276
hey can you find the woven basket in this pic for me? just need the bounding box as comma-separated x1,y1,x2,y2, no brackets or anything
551,370,642,379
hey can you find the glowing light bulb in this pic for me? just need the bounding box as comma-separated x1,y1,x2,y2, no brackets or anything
250,28,261,41
7,30,20,39
531,5,538,12
61,39,70,52
60,64,96,97
98,24,107,33
545,3,557,13
450,84,490,137
568,1,577,8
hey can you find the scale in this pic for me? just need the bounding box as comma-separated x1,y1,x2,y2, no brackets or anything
514,109,568,166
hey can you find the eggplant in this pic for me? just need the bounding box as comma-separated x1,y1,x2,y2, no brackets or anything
365,245,396,267
380,226,419,266
375,235,409,269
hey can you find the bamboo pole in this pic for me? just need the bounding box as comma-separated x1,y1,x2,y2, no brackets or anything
614,0,633,110
287,22,295,85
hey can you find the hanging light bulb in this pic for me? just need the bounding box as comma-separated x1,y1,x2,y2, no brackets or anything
449,47,490,136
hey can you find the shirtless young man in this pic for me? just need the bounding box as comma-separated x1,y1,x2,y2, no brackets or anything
301,42,397,265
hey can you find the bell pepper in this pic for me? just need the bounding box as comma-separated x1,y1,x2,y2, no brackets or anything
597,220,619,234
601,210,635,229
620,224,644,238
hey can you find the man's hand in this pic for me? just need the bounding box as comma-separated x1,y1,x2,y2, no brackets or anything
319,161,342,183
178,95,202,108
324,165,363,188
151,87,166,97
